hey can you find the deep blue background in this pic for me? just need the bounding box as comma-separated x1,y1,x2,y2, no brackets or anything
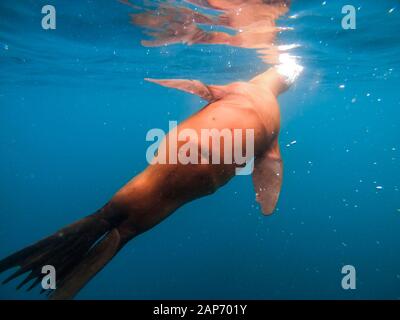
0,0,399,299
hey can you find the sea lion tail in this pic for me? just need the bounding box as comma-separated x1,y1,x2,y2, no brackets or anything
0,209,123,300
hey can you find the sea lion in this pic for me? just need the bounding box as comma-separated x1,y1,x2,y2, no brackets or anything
0,61,302,299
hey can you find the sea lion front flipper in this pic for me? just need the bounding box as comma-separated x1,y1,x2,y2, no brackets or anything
252,140,283,215
145,78,227,102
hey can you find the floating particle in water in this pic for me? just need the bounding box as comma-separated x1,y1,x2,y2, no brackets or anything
376,186,383,190
397,209,400,213
322,1,327,6
389,8,395,14
286,140,297,147
377,98,382,102
351,98,357,103
339,84,345,89
366,93,371,97
341,242,347,247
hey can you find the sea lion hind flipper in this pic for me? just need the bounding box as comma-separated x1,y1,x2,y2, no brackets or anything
145,78,227,102
49,228,121,300
0,213,122,299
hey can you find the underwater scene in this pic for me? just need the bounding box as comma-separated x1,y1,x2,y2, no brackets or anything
0,0,399,300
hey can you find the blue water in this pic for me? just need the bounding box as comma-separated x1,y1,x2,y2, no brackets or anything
0,0,399,299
